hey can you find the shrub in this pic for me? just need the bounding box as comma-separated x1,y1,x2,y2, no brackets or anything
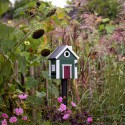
87,0,120,18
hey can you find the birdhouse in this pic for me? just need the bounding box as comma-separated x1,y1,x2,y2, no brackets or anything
48,45,79,79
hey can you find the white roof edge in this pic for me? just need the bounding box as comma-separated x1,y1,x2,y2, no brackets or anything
68,47,79,59
55,45,79,59
48,46,60,59
55,45,68,59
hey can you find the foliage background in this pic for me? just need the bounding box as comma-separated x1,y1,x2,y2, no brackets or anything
0,0,125,124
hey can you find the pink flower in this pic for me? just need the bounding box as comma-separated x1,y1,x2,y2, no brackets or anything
71,101,77,107
9,116,17,123
1,119,7,125
22,116,28,121
2,113,8,119
58,104,66,112
67,109,72,114
57,97,63,103
14,108,23,115
62,114,70,120
87,117,93,123
18,94,28,100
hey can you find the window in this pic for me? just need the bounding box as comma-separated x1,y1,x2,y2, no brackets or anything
51,65,55,71
64,51,70,58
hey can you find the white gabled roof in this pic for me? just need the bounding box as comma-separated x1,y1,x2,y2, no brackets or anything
48,45,79,59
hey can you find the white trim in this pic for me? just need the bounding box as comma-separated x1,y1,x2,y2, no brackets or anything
56,60,60,79
49,60,51,78
56,45,68,59
74,60,78,63
74,60,78,79
68,47,79,59
62,64,72,79
55,45,79,59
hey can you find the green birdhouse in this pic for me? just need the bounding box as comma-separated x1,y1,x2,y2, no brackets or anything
48,45,79,79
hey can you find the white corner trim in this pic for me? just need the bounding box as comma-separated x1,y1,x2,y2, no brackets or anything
75,67,78,79
49,60,51,78
62,64,72,79
74,60,78,79
56,60,60,79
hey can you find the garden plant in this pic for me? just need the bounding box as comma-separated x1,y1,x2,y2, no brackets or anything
0,0,125,124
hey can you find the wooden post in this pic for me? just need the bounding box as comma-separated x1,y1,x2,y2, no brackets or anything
61,79,67,105
30,66,36,124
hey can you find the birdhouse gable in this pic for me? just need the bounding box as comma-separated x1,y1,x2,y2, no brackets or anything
48,45,79,60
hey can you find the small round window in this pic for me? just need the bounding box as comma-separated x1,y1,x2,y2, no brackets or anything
64,51,70,58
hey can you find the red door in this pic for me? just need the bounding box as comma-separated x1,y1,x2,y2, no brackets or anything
64,66,70,79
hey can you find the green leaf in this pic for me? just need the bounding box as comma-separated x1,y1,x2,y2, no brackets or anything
25,77,39,89
42,71,49,79
0,1,9,15
0,39,15,54
18,56,27,74
14,7,26,17
3,63,12,77
0,23,14,40
48,83,59,97
105,25,115,33
36,91,46,98
99,24,105,31
102,18,110,23
10,29,25,42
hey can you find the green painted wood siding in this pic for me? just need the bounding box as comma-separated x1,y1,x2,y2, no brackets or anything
58,49,77,60
58,49,77,79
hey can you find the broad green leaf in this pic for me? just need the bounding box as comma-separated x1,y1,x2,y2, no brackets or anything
0,1,9,15
99,24,104,31
25,77,39,89
102,18,110,23
105,25,115,33
0,23,14,40
10,29,25,42
18,56,27,75
2,60,12,77
0,39,15,54
13,7,26,17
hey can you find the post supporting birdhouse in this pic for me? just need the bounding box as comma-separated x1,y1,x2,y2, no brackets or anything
48,45,79,106
61,79,67,105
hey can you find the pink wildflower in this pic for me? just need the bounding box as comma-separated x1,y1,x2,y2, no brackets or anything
22,116,28,121
2,113,8,119
71,101,77,107
18,94,28,100
14,108,23,116
1,119,7,125
9,116,17,123
62,114,70,120
57,97,63,103
87,117,93,123
67,109,72,114
58,103,66,112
